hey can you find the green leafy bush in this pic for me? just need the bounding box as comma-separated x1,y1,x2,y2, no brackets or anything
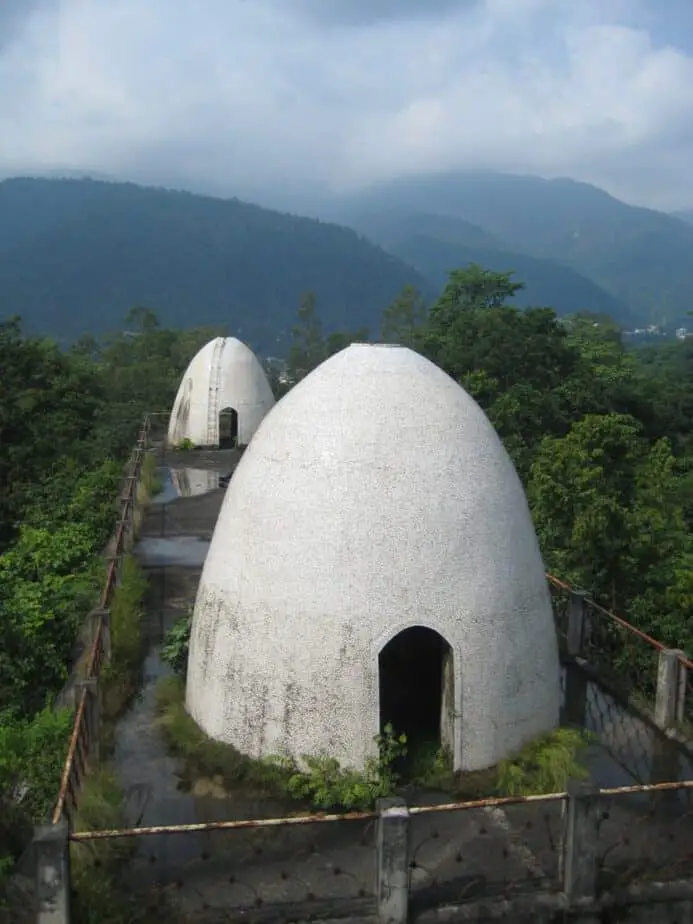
160,611,192,676
285,724,407,810
0,461,121,717
496,727,591,796
0,706,73,896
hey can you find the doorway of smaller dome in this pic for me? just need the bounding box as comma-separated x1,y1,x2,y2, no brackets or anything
378,627,454,782
218,407,239,448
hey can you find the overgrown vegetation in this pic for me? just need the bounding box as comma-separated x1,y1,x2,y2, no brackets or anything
0,311,218,896
69,768,168,924
496,728,590,796
101,555,149,719
155,676,408,810
160,611,192,676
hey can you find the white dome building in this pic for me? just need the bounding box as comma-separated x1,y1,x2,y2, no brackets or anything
185,343,560,773
167,337,275,448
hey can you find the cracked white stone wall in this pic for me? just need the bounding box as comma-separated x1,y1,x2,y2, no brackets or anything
167,336,275,447
185,343,560,772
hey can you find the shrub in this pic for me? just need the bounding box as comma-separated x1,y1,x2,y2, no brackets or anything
286,724,407,810
496,727,591,796
160,611,192,676
0,706,73,903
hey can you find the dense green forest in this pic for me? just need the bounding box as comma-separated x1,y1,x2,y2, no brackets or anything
4,175,693,355
334,170,693,329
1,265,692,900
0,178,433,350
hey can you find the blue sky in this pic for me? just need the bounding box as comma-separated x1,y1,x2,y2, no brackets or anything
0,0,692,211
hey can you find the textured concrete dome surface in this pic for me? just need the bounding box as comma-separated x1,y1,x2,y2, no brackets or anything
185,343,559,772
167,337,274,447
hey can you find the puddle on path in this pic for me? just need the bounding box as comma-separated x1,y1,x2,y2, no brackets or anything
153,466,224,505
136,535,210,568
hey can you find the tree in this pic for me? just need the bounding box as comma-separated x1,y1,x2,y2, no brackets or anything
286,292,324,383
527,413,692,629
380,284,427,347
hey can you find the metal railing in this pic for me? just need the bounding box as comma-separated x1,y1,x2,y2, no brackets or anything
51,416,154,825
37,779,692,922
547,574,685,697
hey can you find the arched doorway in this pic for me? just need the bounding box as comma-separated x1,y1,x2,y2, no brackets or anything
218,407,239,448
378,627,454,777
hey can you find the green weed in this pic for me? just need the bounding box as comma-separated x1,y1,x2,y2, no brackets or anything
101,555,148,720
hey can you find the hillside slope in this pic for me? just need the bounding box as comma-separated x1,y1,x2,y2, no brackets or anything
0,178,432,349
350,211,634,325
333,172,693,328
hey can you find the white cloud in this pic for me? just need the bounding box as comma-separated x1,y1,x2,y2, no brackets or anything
0,0,692,209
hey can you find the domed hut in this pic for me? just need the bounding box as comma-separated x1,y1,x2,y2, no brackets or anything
167,337,275,448
185,343,560,773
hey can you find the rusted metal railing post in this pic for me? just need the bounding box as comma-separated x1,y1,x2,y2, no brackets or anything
562,781,599,906
76,677,101,764
566,589,588,659
376,797,409,924
35,819,71,923
655,648,686,731
91,608,112,662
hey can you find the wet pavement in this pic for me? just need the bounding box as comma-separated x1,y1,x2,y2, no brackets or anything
107,445,693,919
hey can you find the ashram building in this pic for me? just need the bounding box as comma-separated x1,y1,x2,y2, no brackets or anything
167,337,275,448
185,343,560,773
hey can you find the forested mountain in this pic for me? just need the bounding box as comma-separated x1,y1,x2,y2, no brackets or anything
0,178,433,350
330,171,693,329
674,209,693,226
350,211,635,325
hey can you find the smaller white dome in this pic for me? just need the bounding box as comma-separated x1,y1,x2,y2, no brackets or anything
168,337,274,447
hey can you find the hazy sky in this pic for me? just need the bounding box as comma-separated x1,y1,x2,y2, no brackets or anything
1,0,693,211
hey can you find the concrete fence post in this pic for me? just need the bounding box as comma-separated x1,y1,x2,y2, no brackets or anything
376,796,409,924
655,648,686,731
35,819,71,924
562,781,600,905
566,589,588,659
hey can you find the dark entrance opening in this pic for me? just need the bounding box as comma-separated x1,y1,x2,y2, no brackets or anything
378,627,454,779
218,407,239,448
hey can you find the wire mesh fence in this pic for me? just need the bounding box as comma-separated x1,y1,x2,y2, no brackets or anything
597,785,693,892
70,812,377,920
582,599,663,706
547,575,569,652
407,796,565,910
583,680,655,784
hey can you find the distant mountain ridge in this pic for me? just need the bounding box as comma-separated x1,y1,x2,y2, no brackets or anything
0,178,434,350
330,171,693,329
347,210,635,326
